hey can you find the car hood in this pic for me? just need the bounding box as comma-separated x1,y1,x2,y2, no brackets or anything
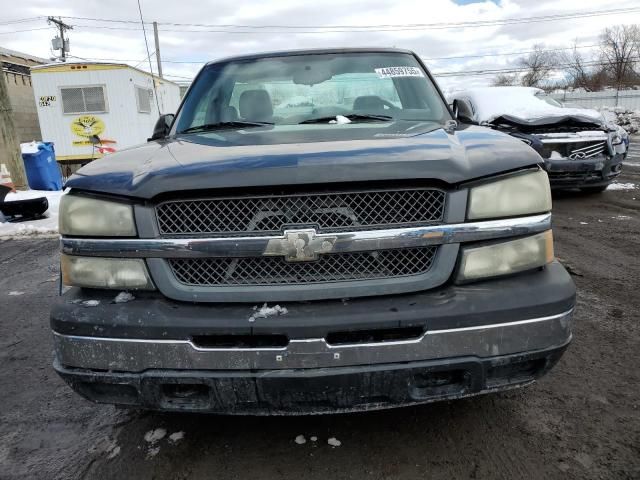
491,113,605,129
66,122,542,199
452,87,605,129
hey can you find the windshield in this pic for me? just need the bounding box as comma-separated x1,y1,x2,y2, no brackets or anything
534,91,563,108
174,52,450,133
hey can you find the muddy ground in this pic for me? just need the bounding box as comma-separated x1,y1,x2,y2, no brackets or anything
1,168,639,480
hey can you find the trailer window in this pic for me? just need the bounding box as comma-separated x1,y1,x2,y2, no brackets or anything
60,86,107,114
135,86,152,113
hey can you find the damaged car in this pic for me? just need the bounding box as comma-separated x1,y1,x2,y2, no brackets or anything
450,87,626,193
51,49,575,415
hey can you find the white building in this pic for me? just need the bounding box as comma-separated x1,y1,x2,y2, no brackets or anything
30,62,181,162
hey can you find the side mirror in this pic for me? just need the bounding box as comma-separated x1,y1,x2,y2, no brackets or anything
148,113,175,141
452,100,474,124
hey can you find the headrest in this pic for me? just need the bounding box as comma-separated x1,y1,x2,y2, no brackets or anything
239,90,273,121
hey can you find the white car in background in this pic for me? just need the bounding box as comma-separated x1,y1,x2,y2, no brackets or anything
450,86,627,193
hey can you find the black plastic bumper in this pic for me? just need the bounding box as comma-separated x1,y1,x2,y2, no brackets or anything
545,153,624,189
51,262,576,340
54,342,569,415
51,262,575,414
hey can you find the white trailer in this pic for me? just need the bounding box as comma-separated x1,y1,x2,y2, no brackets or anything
30,62,181,162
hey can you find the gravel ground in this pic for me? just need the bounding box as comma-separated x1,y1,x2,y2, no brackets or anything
1,167,639,480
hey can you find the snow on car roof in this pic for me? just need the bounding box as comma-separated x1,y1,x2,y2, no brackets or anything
451,86,603,125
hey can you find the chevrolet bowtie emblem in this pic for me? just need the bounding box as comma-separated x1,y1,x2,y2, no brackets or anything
264,229,338,262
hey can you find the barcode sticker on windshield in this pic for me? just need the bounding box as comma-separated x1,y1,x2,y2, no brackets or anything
375,67,424,78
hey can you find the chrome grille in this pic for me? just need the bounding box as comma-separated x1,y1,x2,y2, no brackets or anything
543,140,607,159
156,188,446,236
168,247,437,286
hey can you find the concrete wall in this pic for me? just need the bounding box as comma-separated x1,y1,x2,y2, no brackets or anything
4,71,41,142
550,89,640,110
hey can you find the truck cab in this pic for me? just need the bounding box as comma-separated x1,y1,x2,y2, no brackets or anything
52,48,575,414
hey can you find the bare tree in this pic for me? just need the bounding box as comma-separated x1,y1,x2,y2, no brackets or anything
599,25,640,89
491,73,518,86
560,45,593,91
518,45,560,87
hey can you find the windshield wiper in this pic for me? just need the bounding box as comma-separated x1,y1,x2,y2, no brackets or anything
299,114,393,124
179,121,274,134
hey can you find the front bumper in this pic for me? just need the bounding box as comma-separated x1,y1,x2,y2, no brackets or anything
54,343,569,415
545,153,624,188
51,262,575,413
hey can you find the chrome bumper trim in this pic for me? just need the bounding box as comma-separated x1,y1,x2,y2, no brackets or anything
60,213,551,259
53,308,573,372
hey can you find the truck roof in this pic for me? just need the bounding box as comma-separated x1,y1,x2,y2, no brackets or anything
205,47,417,66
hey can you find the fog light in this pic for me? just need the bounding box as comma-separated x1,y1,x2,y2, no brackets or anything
457,230,554,282
61,255,154,290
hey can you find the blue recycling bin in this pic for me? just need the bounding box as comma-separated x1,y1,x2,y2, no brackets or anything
22,142,63,191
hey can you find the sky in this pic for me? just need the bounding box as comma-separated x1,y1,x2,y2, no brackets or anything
1,0,640,93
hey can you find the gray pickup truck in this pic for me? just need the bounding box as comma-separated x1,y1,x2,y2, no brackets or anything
52,48,575,414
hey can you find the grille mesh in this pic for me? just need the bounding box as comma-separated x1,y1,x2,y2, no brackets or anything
169,247,437,286
156,188,445,236
542,140,606,159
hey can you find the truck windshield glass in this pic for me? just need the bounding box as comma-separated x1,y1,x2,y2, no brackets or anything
174,52,449,133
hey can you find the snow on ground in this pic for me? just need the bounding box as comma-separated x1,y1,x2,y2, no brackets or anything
144,428,167,444
600,107,640,134
168,431,185,443
607,182,637,191
114,292,135,304
0,189,64,238
327,437,342,447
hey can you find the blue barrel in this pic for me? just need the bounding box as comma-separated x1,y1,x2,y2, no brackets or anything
22,142,63,191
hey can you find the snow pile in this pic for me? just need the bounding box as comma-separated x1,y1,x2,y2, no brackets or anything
327,437,342,447
168,431,185,443
452,87,603,124
607,182,637,191
19,141,40,154
248,303,288,322
143,428,183,459
144,428,167,444
0,189,64,238
600,107,640,134
114,292,135,304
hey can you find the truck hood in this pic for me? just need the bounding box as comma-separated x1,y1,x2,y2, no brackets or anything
66,122,542,199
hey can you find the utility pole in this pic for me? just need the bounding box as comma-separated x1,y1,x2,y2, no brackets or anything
47,16,73,62
0,69,28,190
153,22,163,78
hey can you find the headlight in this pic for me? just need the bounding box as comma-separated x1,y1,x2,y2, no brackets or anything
457,230,554,282
59,194,136,236
611,134,623,146
61,255,154,290
468,170,551,220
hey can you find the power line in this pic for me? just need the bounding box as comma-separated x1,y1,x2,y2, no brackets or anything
424,44,602,61
61,43,604,66
433,57,640,77
60,6,640,34
0,27,52,35
0,16,45,26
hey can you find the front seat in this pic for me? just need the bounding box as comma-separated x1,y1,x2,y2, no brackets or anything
239,90,274,122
